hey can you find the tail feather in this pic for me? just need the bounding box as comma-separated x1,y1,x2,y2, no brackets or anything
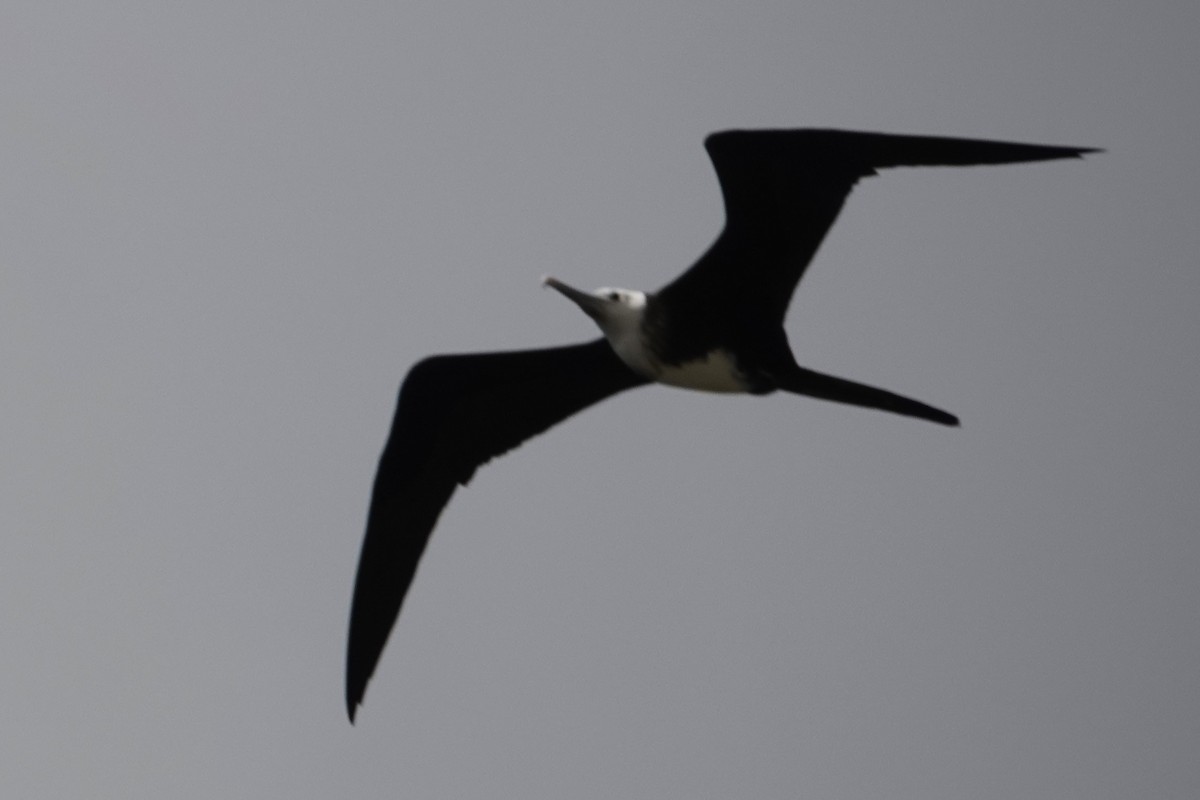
779,365,959,427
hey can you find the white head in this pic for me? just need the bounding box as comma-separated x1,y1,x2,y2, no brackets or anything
541,276,647,339
542,275,663,379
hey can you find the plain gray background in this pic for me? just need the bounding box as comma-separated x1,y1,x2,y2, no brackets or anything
3,2,1197,798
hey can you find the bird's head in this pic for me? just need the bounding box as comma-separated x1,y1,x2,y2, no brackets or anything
542,276,647,338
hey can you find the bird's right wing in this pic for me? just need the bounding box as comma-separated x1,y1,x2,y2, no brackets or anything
346,338,647,721
655,129,1098,351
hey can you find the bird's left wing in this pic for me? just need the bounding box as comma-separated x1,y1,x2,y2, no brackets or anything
346,338,647,721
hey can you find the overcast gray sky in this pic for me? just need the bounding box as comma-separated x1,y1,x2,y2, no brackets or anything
3,2,1198,798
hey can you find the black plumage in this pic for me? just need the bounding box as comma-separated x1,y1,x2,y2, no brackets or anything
346,128,1097,721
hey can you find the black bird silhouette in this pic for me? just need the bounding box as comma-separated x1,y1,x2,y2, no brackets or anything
346,128,1097,721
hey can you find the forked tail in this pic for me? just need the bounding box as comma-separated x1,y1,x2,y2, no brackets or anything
779,365,959,426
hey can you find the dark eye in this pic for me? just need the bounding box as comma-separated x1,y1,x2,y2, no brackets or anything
607,291,620,301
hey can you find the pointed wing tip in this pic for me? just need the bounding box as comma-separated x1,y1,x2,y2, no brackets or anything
703,128,1104,163
346,651,369,724
920,407,959,427
346,649,377,724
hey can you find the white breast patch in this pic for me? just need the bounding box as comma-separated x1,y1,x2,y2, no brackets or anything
652,348,748,393
595,306,750,394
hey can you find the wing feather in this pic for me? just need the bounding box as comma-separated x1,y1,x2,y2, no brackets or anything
656,129,1098,343
346,338,647,720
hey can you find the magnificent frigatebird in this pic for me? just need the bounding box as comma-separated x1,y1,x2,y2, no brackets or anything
346,128,1097,721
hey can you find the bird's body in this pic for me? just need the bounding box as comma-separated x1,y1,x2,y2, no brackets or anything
345,128,1098,721
541,281,752,393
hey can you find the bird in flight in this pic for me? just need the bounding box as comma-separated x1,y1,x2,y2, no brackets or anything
345,128,1097,721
